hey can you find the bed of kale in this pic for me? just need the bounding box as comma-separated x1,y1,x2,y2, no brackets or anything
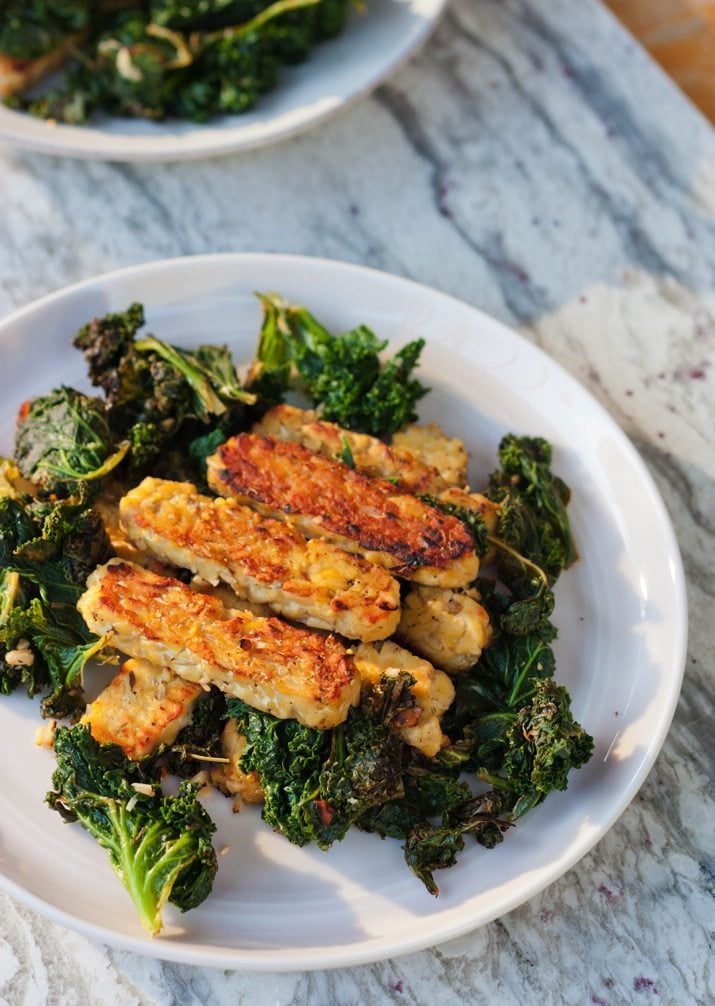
0,295,593,930
2,0,354,125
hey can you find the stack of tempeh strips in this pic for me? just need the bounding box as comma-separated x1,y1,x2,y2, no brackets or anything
79,409,497,796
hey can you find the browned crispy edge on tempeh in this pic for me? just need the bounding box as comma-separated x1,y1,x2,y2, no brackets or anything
77,559,360,729
207,433,478,587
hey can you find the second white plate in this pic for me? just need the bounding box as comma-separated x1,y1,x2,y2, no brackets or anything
0,0,446,161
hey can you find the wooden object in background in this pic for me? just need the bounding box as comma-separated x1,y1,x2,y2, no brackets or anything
605,0,715,121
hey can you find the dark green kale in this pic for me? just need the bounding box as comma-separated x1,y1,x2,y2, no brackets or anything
14,387,129,499
0,1,91,60
488,434,577,585
471,435,579,637
497,678,594,818
358,767,513,895
48,724,218,935
439,586,592,818
150,1,267,32
227,673,412,848
156,687,229,778
0,493,112,716
249,293,429,437
73,302,254,478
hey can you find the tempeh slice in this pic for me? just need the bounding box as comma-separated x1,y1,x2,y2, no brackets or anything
253,404,449,493
120,477,400,642
78,559,360,729
353,641,455,758
207,434,478,588
81,657,203,760
396,585,492,673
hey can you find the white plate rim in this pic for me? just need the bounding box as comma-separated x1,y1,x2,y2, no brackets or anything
0,0,447,162
0,252,688,970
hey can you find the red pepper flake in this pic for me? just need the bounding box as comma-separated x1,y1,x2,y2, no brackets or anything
314,800,334,826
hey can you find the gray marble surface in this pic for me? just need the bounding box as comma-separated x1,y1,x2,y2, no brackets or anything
1,0,714,1003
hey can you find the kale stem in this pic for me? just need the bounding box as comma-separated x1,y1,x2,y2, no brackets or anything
506,641,546,709
486,535,549,590
202,0,322,46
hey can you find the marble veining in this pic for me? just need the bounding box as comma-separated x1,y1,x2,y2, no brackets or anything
0,0,713,1003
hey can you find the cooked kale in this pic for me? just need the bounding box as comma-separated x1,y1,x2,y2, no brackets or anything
156,687,229,777
48,724,218,935
227,673,412,848
14,387,129,499
0,493,112,715
358,767,513,895
249,293,429,437
0,1,92,60
488,434,577,586
73,303,254,478
6,0,353,125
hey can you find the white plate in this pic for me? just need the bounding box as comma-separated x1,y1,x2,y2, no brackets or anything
0,0,445,161
0,254,687,970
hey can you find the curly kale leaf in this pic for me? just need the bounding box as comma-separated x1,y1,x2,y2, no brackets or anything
359,768,513,896
156,687,229,778
227,674,410,848
477,679,595,818
14,387,128,498
0,494,112,713
228,699,329,845
48,725,218,934
73,302,253,474
250,293,429,436
487,434,577,586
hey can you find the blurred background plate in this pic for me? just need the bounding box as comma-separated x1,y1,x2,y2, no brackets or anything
0,0,446,161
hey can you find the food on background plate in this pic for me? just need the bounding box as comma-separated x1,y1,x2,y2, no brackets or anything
0,293,593,935
1,0,356,124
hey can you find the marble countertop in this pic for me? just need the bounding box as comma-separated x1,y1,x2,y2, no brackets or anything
1,0,713,1002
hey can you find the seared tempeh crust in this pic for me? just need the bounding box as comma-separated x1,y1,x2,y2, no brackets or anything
78,560,360,729
120,477,400,642
82,657,203,760
396,585,492,673
253,405,450,494
207,434,478,588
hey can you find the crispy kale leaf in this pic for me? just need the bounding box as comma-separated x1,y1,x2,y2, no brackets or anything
14,387,128,498
358,767,513,896
0,494,112,716
440,571,592,818
249,293,429,436
227,674,411,848
472,435,578,637
73,302,254,478
488,434,577,586
48,724,218,935
156,687,229,778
